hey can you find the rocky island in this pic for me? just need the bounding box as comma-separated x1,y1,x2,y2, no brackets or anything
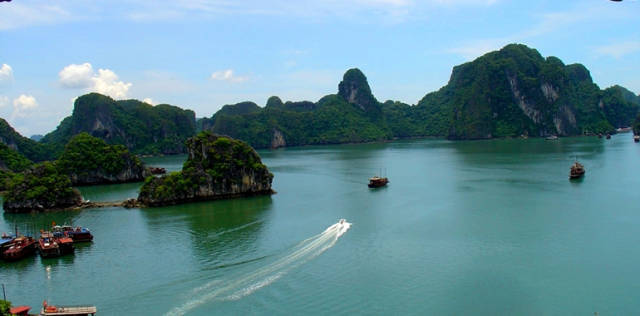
138,131,273,206
2,162,82,213
57,133,148,185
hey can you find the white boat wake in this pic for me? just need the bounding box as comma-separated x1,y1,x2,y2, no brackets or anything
165,219,352,316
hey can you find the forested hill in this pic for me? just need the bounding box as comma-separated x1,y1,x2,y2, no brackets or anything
0,118,55,161
206,68,392,149
41,93,196,155
204,44,639,147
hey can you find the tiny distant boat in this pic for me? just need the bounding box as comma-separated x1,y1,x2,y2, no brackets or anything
52,225,93,242
3,236,37,261
546,135,558,140
634,135,639,143
598,133,603,138
368,176,389,188
569,161,586,179
38,232,61,258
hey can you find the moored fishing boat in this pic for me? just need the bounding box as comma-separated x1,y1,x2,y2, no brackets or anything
58,237,75,255
53,225,94,242
3,236,37,261
634,135,639,143
38,231,61,258
41,300,97,316
0,232,16,253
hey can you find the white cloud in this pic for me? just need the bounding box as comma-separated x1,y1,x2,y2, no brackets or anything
210,69,248,83
595,41,640,59
59,63,94,88
11,94,38,119
59,63,132,99
0,64,13,84
91,69,132,99
143,97,154,105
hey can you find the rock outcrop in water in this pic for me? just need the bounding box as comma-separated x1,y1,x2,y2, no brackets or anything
56,133,149,185
138,131,273,206
3,162,82,213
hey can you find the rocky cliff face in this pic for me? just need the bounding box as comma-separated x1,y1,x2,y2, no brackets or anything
271,129,286,149
3,162,82,213
138,132,273,206
338,68,380,112
41,93,196,155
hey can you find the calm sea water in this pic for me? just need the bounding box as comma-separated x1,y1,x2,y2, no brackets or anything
2,135,640,315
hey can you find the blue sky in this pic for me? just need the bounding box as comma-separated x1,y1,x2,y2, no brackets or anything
0,0,639,136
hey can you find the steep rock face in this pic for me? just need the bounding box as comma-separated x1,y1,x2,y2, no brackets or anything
338,68,379,112
56,133,148,185
3,162,82,213
138,132,273,206
271,129,286,149
41,93,196,155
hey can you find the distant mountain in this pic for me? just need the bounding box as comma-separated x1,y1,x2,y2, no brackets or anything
411,44,639,139
207,68,391,149
41,93,197,155
203,44,639,146
0,118,54,161
29,134,44,142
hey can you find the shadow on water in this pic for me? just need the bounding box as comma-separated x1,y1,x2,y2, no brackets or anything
140,195,273,265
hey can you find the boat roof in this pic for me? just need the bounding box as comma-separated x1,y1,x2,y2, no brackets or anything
9,306,31,313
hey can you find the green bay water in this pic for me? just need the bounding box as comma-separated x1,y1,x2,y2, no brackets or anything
1,135,640,314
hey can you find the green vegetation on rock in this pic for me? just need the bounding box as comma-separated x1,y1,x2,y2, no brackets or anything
138,131,273,206
0,118,55,161
203,44,639,146
0,143,33,191
3,162,82,213
57,133,147,185
41,93,196,155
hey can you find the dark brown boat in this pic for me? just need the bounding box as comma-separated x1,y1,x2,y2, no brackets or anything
634,135,639,143
368,176,389,188
569,161,586,179
38,231,61,258
606,133,611,139
3,236,37,261
58,237,75,255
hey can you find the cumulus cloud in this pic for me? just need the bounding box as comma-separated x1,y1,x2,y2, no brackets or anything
59,63,94,88
59,63,132,98
0,64,13,85
210,69,248,83
143,97,154,105
11,94,38,119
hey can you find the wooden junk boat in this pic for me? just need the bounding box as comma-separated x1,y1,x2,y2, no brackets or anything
39,231,74,258
569,161,586,179
52,225,94,242
368,176,389,188
0,232,16,253
3,236,37,261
